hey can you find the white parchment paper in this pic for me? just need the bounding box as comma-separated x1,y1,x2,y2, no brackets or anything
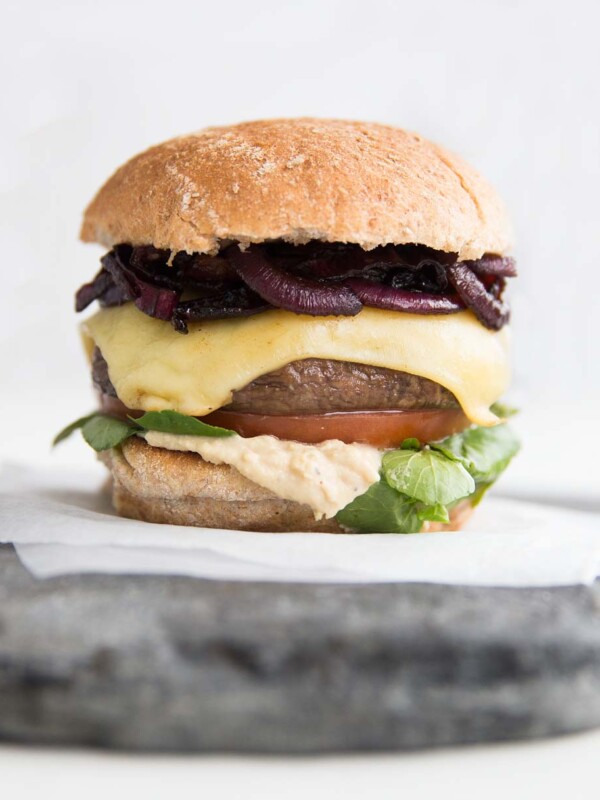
1,463,599,586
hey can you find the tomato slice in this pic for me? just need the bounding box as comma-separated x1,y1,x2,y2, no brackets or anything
202,408,470,447
100,394,470,447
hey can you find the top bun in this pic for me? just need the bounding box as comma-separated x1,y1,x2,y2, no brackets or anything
81,118,512,260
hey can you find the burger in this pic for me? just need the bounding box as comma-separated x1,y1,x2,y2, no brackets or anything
56,118,520,533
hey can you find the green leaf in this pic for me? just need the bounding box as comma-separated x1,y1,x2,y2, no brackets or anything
53,413,97,446
432,423,520,483
336,480,422,534
81,415,137,451
134,410,235,437
490,401,519,419
417,503,450,524
336,418,520,534
469,482,493,507
54,408,235,453
400,437,421,450
382,448,475,506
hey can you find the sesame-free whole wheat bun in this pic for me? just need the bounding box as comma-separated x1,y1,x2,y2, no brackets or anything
81,118,512,259
101,437,475,533
67,118,519,534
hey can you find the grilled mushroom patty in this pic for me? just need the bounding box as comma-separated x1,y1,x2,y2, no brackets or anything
92,348,458,415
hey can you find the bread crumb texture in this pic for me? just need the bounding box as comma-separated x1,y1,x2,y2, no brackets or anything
81,118,512,260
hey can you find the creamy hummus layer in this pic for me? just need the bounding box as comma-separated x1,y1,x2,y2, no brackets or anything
143,431,382,520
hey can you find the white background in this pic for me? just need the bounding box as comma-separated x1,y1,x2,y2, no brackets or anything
1,0,600,795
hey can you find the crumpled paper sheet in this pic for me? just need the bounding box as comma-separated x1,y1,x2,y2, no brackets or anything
1,464,599,586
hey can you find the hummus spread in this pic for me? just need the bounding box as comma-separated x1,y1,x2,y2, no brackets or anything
143,431,382,519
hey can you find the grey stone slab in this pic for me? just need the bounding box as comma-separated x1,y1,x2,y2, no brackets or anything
0,544,599,752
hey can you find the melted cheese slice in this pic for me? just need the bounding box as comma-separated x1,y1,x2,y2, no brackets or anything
82,305,510,426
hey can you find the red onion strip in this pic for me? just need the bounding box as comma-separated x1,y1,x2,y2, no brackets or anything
447,264,510,330
75,268,114,312
465,256,517,277
75,244,516,332
103,251,180,321
227,247,363,316
345,279,463,314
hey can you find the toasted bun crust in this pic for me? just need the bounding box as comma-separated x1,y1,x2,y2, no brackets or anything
100,438,474,533
81,118,512,260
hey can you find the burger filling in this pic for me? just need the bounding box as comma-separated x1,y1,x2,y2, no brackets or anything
92,349,459,414
55,240,520,532
80,302,508,427
76,242,515,332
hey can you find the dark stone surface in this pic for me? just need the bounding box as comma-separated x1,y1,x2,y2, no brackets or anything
0,543,599,753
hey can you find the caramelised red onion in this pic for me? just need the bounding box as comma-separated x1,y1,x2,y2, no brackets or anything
489,277,506,299
135,283,180,320
75,242,516,332
173,252,239,286
447,264,510,330
390,261,449,293
101,251,136,299
398,244,458,268
102,250,180,321
465,256,517,277
75,268,115,312
281,244,403,281
129,245,169,270
99,281,130,308
112,247,182,291
345,279,463,314
172,287,270,333
226,246,363,317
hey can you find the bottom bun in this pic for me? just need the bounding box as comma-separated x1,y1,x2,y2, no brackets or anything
100,437,474,533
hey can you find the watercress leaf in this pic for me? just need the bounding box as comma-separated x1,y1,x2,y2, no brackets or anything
432,424,520,483
400,437,421,450
336,480,422,534
53,413,97,446
382,448,475,506
417,503,450,524
134,410,235,437
469,481,493,507
81,415,137,451
490,401,519,419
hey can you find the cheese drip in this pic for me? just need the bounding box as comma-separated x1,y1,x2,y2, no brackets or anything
82,305,510,426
